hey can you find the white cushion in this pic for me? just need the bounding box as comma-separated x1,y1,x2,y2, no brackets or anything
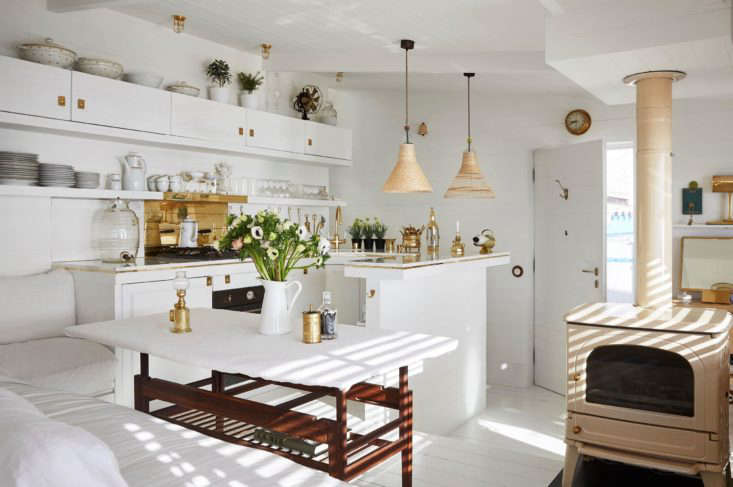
0,337,115,397
0,269,76,344
0,388,128,487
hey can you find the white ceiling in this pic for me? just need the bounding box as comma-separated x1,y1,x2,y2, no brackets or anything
48,0,733,102
105,0,547,55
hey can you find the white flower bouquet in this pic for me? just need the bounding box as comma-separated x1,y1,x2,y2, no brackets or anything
218,210,329,281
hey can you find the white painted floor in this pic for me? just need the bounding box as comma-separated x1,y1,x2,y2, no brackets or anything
356,385,565,487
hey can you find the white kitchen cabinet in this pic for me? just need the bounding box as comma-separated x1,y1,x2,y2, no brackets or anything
246,109,304,153
0,57,71,120
325,265,364,325
71,71,170,134
292,267,326,314
171,93,246,144
304,121,352,160
120,277,212,318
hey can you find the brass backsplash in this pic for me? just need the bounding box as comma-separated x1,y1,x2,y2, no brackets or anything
144,199,231,248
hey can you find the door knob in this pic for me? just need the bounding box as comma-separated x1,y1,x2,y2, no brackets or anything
573,425,582,434
582,267,599,276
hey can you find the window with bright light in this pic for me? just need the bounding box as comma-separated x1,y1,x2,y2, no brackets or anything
606,144,634,302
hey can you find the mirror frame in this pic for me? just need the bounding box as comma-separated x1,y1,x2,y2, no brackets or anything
679,236,733,292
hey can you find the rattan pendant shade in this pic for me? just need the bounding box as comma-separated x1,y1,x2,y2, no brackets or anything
382,39,433,193
444,73,495,199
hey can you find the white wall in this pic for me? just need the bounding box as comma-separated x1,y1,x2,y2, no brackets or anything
333,86,733,388
0,0,330,275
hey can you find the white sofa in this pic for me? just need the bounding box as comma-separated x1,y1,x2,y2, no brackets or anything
0,378,347,487
0,269,116,398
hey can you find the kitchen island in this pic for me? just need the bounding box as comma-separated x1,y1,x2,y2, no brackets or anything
344,250,511,434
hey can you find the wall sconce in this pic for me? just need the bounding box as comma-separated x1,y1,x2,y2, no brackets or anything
172,15,186,34
261,43,272,60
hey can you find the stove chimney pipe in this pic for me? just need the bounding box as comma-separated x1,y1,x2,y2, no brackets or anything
623,70,685,308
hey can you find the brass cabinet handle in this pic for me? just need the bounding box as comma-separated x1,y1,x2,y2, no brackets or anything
582,267,599,276
572,373,581,381
57,95,66,107
367,289,376,298
225,274,231,284
249,128,254,137
307,138,313,146
169,309,175,322
238,127,244,136
572,425,582,434
206,276,212,286
77,99,86,110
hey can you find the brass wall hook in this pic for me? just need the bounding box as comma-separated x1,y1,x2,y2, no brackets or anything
555,179,569,200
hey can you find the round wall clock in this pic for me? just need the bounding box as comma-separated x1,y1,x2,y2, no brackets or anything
564,109,591,135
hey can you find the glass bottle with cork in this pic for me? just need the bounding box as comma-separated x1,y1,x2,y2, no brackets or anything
319,291,337,339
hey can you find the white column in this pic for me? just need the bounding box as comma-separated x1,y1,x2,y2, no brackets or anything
623,71,685,308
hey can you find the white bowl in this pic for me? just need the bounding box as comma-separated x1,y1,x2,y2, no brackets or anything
167,81,200,97
75,57,123,79
18,38,76,69
124,72,163,88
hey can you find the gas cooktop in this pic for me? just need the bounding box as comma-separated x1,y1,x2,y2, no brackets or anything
143,246,240,264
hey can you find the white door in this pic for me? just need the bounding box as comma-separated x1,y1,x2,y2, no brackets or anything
303,121,352,160
171,93,246,144
71,71,170,134
534,139,606,394
0,57,71,120
246,109,303,153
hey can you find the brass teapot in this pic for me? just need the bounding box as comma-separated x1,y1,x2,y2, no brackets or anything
400,225,424,253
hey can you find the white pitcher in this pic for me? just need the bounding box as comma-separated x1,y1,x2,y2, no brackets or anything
121,152,147,191
259,279,302,335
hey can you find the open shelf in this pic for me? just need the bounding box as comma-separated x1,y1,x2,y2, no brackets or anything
0,185,162,200
0,111,351,168
246,196,346,207
673,224,733,229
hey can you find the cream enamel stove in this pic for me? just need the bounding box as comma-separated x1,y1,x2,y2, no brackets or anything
563,303,732,487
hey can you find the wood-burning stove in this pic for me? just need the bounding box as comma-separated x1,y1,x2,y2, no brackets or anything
563,303,731,487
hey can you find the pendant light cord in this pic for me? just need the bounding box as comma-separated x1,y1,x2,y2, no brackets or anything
404,46,410,144
467,75,472,152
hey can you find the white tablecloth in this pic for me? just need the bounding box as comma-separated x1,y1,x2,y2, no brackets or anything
66,309,458,391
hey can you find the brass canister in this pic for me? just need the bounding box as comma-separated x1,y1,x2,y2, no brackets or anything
302,307,321,344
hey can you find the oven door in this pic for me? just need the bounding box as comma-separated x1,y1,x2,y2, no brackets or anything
567,325,721,432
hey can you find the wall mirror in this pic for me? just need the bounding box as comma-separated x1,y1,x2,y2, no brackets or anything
680,237,733,292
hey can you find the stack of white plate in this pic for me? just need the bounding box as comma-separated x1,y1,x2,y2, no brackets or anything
74,171,100,189
0,152,40,186
39,163,75,187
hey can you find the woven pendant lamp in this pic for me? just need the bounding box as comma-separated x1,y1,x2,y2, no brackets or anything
383,40,432,193
444,73,495,199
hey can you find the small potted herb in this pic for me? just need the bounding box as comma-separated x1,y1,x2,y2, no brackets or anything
348,219,363,250
206,59,232,104
362,218,374,252
238,71,264,109
373,218,388,252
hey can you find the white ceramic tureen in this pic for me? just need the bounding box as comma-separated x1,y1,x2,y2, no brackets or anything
18,38,77,69
75,57,124,79
166,81,200,97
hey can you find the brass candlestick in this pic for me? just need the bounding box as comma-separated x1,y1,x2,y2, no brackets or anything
169,271,191,333
451,233,465,256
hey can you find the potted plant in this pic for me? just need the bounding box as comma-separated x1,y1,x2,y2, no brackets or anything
206,59,232,103
218,210,329,335
362,217,374,252
373,218,388,252
238,71,264,109
348,219,363,250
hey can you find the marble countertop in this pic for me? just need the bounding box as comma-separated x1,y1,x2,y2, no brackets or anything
344,250,510,269
53,258,247,273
